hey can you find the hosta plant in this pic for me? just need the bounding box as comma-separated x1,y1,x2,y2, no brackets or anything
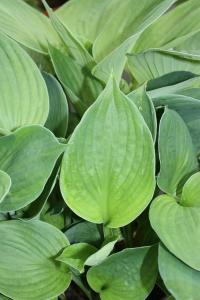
0,0,200,299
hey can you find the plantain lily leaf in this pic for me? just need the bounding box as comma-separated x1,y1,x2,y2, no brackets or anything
0,171,11,204
153,94,200,154
56,0,109,45
181,172,200,207
21,158,61,220
93,0,176,83
148,74,200,99
0,0,59,54
134,0,200,53
49,45,103,116
42,0,92,67
0,220,71,300
93,0,176,62
57,243,97,273
60,76,155,228
0,126,66,212
128,86,157,141
0,33,49,134
128,49,200,85
87,246,158,300
157,109,198,195
44,72,69,138
159,244,200,300
65,222,102,247
175,30,200,53
150,195,200,270
85,239,118,267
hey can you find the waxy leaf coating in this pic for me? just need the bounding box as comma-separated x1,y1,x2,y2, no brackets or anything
0,126,66,212
60,77,155,228
0,220,71,300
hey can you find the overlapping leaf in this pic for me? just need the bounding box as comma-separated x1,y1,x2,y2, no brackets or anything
93,0,176,83
60,77,155,228
128,49,200,85
153,93,200,153
0,220,70,300
44,72,68,137
0,171,11,204
159,244,200,300
87,246,158,300
0,33,49,134
128,86,157,141
0,0,59,54
0,126,66,212
157,109,198,195
150,195,200,270
134,0,200,52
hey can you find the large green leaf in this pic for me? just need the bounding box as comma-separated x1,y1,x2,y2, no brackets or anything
93,0,176,83
0,220,70,300
60,77,155,228
128,49,200,85
0,0,59,54
0,126,66,212
87,246,158,300
153,93,200,153
93,0,176,62
159,244,200,300
56,0,109,44
128,86,157,141
150,195,200,270
134,0,200,53
49,45,103,116
181,172,200,207
157,109,198,195
0,171,11,204
0,33,49,134
44,72,68,138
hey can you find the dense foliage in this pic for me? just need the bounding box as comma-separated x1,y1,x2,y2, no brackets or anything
0,0,200,299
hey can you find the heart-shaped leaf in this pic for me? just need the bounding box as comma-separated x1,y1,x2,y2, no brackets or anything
159,244,200,300
0,33,49,134
0,125,66,212
157,109,198,195
87,246,158,300
0,220,71,300
150,194,200,270
60,76,155,228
